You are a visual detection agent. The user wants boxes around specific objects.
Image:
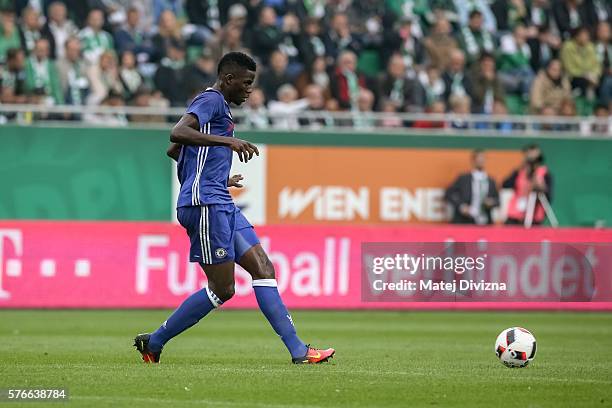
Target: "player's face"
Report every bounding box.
[229,70,255,105]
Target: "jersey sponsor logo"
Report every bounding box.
[215,248,228,259]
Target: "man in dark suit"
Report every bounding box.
[445,149,500,225]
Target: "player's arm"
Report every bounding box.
[166,143,182,161]
[170,113,259,162]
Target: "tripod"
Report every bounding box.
[524,191,558,228]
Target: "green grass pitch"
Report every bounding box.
[1,310,611,407]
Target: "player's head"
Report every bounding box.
[217,52,256,105]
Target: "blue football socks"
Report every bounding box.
[253,279,308,359]
[148,287,223,352]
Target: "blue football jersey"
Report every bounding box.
[176,88,235,207]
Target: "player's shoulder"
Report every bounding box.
[192,88,224,104]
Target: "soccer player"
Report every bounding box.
[134,52,335,364]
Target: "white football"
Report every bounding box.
[495,327,537,368]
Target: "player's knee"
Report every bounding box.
[261,257,276,280]
[216,284,235,302]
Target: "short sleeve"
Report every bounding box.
[186,92,221,129]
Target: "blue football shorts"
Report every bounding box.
[177,204,260,264]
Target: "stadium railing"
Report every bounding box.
[0,104,610,138]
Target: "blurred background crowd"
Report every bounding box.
[0,0,610,127]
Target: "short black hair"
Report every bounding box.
[522,143,540,152]
[217,52,256,76]
[469,9,483,19]
[472,148,485,157]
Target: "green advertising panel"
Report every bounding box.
[0,125,171,220]
[0,125,610,226]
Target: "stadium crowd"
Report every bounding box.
[0,0,610,128]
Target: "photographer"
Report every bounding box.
[445,149,500,225]
[503,144,553,225]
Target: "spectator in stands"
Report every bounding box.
[526,0,553,30]
[491,100,514,132]
[377,53,425,112]
[25,37,63,104]
[299,83,334,129]
[527,24,562,72]
[0,9,21,65]
[184,0,223,42]
[269,83,310,130]
[442,49,470,104]
[153,0,184,26]
[119,50,142,100]
[553,0,589,40]
[418,65,446,106]
[129,87,170,123]
[558,97,580,131]
[41,2,78,60]
[242,87,270,129]
[591,103,610,134]
[330,50,366,110]
[278,12,303,77]
[595,21,612,106]
[503,143,552,226]
[427,1,460,26]
[352,87,376,130]
[226,3,248,29]
[530,59,572,113]
[456,0,497,33]
[383,16,425,75]
[538,105,560,131]
[183,49,216,99]
[84,90,128,126]
[87,50,124,105]
[324,12,361,61]
[208,22,247,63]
[379,99,404,128]
[153,39,186,106]
[299,17,327,68]
[57,37,89,106]
[584,0,611,27]
[467,52,505,113]
[79,9,115,65]
[445,149,499,225]
[423,16,458,71]
[250,6,284,65]
[459,9,496,65]
[561,26,602,100]
[0,47,27,103]
[295,55,331,101]
[151,9,183,62]
[19,6,42,55]
[383,0,425,38]
[413,100,447,128]
[492,0,528,32]
[258,49,292,104]
[498,24,535,99]
[449,94,471,129]
[114,7,154,61]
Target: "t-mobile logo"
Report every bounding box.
[0,229,23,300]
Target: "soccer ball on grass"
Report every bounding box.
[494,327,536,368]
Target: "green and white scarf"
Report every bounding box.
[462,26,494,57]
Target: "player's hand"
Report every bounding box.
[229,138,259,162]
[460,204,471,216]
[228,174,244,188]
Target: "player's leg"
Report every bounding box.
[234,210,334,363]
[135,205,236,361]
